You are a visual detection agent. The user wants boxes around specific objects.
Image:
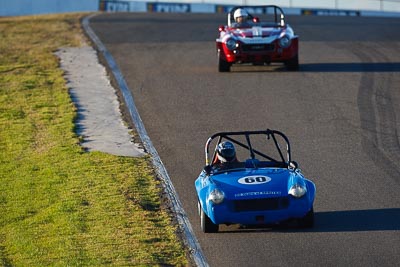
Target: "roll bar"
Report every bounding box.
[204,129,291,166]
[228,5,286,27]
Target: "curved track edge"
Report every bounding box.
[82,13,208,267]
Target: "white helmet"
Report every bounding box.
[234,8,248,20]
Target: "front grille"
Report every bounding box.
[233,197,289,212]
[242,44,275,52]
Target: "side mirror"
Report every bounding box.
[218,25,225,32]
[203,165,212,175]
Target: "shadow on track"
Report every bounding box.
[228,62,400,73]
[217,208,400,233]
[300,62,400,72]
[314,208,400,232]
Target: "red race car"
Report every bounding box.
[216,5,299,72]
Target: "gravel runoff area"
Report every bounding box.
[55,45,145,157]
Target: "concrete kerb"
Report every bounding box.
[81,13,209,267]
[56,45,145,157]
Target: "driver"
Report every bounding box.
[233,8,250,27]
[213,141,238,169]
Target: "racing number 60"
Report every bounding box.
[238,175,271,185]
[245,176,267,183]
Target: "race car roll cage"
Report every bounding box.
[228,5,286,28]
[204,130,294,172]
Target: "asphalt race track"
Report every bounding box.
[90,13,400,266]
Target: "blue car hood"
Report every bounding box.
[211,168,293,199]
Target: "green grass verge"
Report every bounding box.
[0,14,188,266]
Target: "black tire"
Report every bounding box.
[200,205,219,233]
[285,55,299,71]
[298,207,314,228]
[218,51,231,72]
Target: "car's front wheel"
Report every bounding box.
[218,51,231,72]
[298,207,314,228]
[200,203,219,233]
[285,54,299,71]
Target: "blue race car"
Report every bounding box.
[195,130,316,233]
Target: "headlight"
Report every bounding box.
[225,39,238,50]
[279,35,291,48]
[209,189,225,204]
[288,183,307,198]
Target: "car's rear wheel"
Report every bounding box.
[298,207,314,228]
[218,51,231,72]
[200,203,219,233]
[285,54,299,71]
